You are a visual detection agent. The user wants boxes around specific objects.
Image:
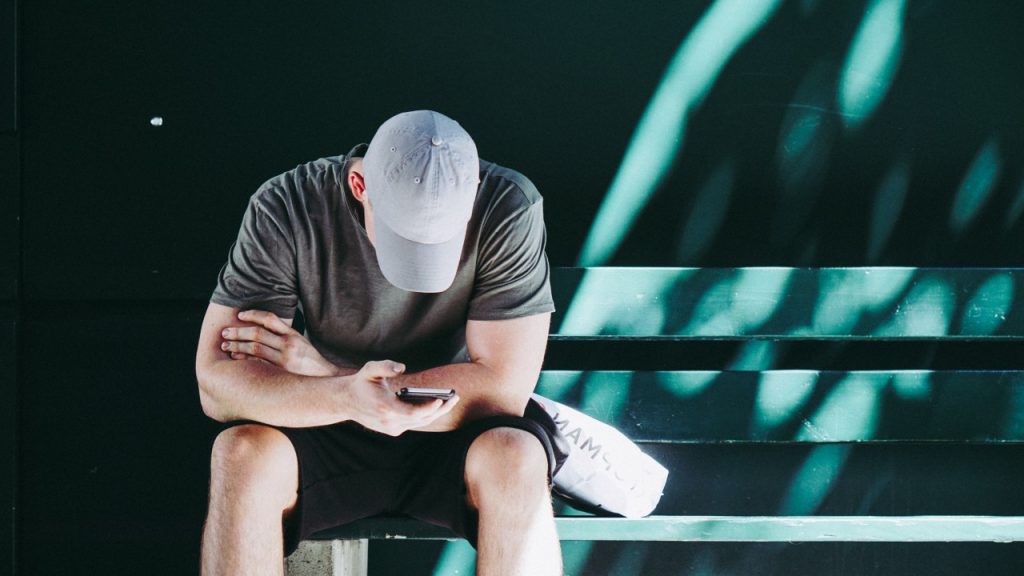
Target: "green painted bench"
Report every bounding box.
[286,268,1024,575]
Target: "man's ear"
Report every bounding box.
[349,169,367,203]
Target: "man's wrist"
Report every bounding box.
[328,373,355,422]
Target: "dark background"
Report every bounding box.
[3,0,1024,574]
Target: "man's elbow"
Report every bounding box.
[196,365,232,423]
[198,386,231,422]
[480,367,538,417]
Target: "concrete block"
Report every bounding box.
[286,539,368,576]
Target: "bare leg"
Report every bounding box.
[201,425,300,576]
[466,428,563,576]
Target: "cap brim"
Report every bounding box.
[374,217,466,293]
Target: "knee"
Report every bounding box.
[465,428,549,505]
[209,425,297,503]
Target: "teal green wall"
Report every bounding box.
[5,1,1024,574]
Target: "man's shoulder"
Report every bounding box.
[256,155,346,197]
[248,155,348,216]
[478,159,543,214]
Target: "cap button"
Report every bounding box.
[431,136,443,146]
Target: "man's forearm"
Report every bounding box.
[394,362,535,431]
[198,359,357,428]
[394,314,550,431]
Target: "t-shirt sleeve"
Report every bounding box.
[468,198,555,321]
[210,188,299,319]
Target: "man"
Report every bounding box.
[195,110,564,575]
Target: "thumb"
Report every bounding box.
[364,360,406,378]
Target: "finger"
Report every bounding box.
[432,394,460,419]
[222,340,284,365]
[434,394,460,418]
[391,397,442,419]
[230,352,270,365]
[238,310,294,335]
[407,397,461,429]
[225,326,286,351]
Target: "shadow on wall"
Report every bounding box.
[577,0,1020,269]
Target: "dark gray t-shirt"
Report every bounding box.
[211,145,554,371]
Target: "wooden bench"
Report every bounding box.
[286,267,1024,575]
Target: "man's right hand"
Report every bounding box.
[220,310,340,377]
[343,360,460,436]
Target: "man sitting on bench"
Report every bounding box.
[195,110,564,575]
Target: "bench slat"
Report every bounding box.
[536,370,1024,443]
[558,516,1024,542]
[550,268,1024,339]
[312,516,1024,543]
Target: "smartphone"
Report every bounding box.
[396,387,456,403]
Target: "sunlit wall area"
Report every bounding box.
[577,0,1024,267]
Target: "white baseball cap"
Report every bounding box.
[363,110,480,293]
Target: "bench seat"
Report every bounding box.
[310,514,1024,543]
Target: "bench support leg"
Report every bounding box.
[285,539,368,576]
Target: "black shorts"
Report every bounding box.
[273,400,565,556]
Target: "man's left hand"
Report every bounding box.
[220,310,340,377]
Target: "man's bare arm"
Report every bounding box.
[195,302,457,432]
[394,312,551,431]
[213,306,548,430]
